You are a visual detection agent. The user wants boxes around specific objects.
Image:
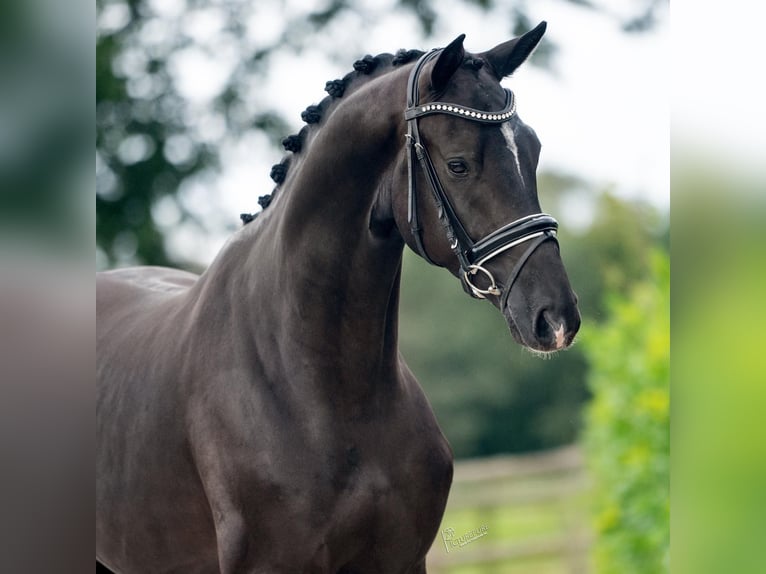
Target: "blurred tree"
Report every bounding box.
[1,0,90,247]
[400,185,666,458]
[96,0,665,267]
[400,248,590,457]
[564,191,665,321]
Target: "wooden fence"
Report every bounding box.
[425,445,592,574]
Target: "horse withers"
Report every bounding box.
[97,23,580,573]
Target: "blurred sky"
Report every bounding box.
[143,0,669,262]
[672,0,766,175]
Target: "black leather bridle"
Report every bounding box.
[405,48,559,304]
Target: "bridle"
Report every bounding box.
[404,48,559,304]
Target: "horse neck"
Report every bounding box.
[277,68,406,237]
[199,68,410,387]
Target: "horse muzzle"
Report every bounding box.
[503,290,581,353]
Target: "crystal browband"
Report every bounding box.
[404,89,516,123]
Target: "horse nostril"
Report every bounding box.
[537,309,570,350]
[534,310,553,341]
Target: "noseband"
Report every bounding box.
[405,49,559,302]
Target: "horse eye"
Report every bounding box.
[448,160,468,175]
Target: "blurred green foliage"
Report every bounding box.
[581,250,669,573]
[672,161,766,574]
[563,193,667,322]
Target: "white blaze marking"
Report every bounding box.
[554,324,566,349]
[500,122,524,183]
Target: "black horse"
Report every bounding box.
[97,23,580,573]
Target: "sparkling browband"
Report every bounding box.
[404,89,516,123]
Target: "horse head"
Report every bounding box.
[390,23,581,353]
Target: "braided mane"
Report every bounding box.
[240,49,426,224]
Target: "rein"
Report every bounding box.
[404,49,559,300]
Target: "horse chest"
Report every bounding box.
[277,436,452,570]
[214,398,453,570]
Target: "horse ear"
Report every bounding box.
[430,34,466,93]
[481,21,547,80]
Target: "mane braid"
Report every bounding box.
[240,48,425,226]
[324,79,345,98]
[282,134,302,153]
[270,162,288,184]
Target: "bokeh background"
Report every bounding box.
[5,0,766,572]
[13,0,766,572]
[95,0,668,572]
